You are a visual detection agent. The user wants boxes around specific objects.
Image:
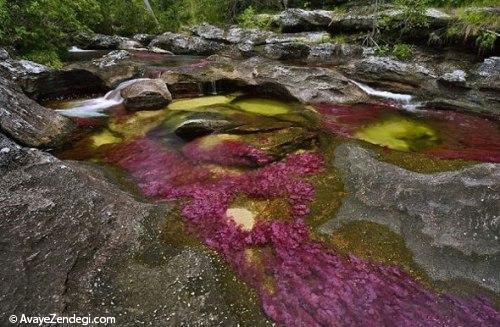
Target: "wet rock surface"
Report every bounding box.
[0,76,74,147]
[320,143,500,293]
[121,78,172,111]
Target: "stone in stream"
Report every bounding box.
[173,111,240,140]
[121,78,172,111]
[320,143,500,293]
[0,76,74,147]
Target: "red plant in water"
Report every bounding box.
[315,103,500,163]
[103,137,500,326]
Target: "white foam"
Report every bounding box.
[351,80,423,111]
[54,79,148,118]
[69,46,96,53]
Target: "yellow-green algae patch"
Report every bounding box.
[355,115,439,152]
[167,95,234,111]
[231,98,294,116]
[108,109,169,139]
[90,129,122,147]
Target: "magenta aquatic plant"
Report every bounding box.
[104,137,500,326]
[182,136,273,167]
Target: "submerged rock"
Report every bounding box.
[121,78,172,111]
[321,143,500,293]
[0,77,74,147]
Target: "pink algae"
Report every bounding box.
[104,137,500,326]
[182,138,273,167]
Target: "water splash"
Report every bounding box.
[53,78,149,118]
[351,80,422,111]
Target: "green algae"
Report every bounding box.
[375,148,475,173]
[355,115,440,152]
[167,95,235,111]
[231,98,294,116]
[326,221,431,286]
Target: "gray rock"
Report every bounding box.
[118,39,144,51]
[0,133,170,318]
[160,56,368,104]
[149,32,225,56]
[0,48,11,60]
[0,77,74,147]
[0,58,107,100]
[476,56,500,91]
[132,33,155,46]
[439,69,468,87]
[308,43,363,62]
[191,24,226,42]
[121,78,172,111]
[76,33,128,50]
[271,8,333,32]
[92,50,131,68]
[320,143,500,293]
[263,42,311,60]
[173,112,239,140]
[343,56,436,93]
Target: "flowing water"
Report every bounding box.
[49,76,500,326]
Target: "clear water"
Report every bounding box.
[52,88,500,325]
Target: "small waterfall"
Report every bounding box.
[351,80,423,111]
[55,79,148,118]
[68,46,95,53]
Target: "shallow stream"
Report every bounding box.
[47,65,500,325]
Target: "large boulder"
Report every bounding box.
[320,143,500,293]
[75,33,128,50]
[0,77,74,147]
[343,56,437,93]
[0,134,270,326]
[0,59,106,100]
[160,56,368,104]
[149,32,226,56]
[121,78,172,111]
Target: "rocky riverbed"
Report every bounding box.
[1,8,500,326]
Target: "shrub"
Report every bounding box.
[392,43,413,60]
[237,6,257,28]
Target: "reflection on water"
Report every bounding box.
[53,91,500,326]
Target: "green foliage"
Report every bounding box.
[375,43,413,61]
[393,0,430,35]
[475,31,497,52]
[237,6,257,28]
[23,49,63,68]
[392,43,413,60]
